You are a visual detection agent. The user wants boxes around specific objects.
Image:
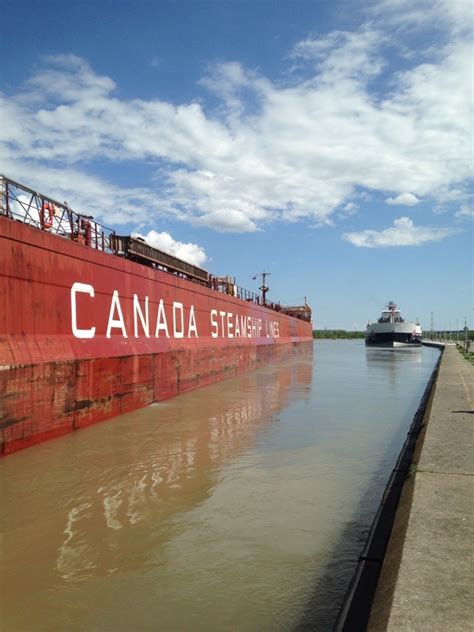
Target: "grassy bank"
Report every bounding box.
[456,343,474,366]
[313,330,365,340]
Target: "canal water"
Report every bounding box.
[0,341,440,631]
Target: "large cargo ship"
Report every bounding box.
[365,301,422,348]
[0,175,313,456]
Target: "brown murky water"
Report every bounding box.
[0,341,440,631]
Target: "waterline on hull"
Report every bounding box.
[366,342,422,349]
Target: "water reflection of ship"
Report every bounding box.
[365,346,422,386]
[54,352,313,581]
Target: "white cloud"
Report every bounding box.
[0,3,472,233]
[28,54,116,103]
[193,208,258,232]
[291,27,386,82]
[369,0,473,36]
[2,158,161,226]
[343,216,460,247]
[133,230,207,267]
[385,193,420,206]
[455,204,474,219]
[343,202,358,214]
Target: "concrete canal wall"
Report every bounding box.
[335,344,474,631]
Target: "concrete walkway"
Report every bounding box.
[367,346,474,632]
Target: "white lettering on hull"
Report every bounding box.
[155,299,169,338]
[134,295,149,338]
[173,302,184,339]
[188,305,198,338]
[106,290,128,338]
[71,282,96,339]
[70,283,280,340]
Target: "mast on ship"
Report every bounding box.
[254,271,271,306]
[388,300,397,323]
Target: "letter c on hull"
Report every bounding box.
[71,282,96,339]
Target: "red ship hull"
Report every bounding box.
[0,216,313,455]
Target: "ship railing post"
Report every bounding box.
[67,208,74,238]
[0,177,9,217]
[39,198,45,229]
[0,176,5,215]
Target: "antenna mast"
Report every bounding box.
[256,271,271,305]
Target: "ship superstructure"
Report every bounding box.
[366,301,422,348]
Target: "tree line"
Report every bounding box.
[313,329,474,340]
[312,330,365,339]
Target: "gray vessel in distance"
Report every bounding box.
[365,301,422,348]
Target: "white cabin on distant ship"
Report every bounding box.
[366,301,422,348]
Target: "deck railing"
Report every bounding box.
[0,174,309,318]
[0,175,115,252]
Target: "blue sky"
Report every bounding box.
[1,0,472,330]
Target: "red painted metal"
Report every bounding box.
[0,215,313,456]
